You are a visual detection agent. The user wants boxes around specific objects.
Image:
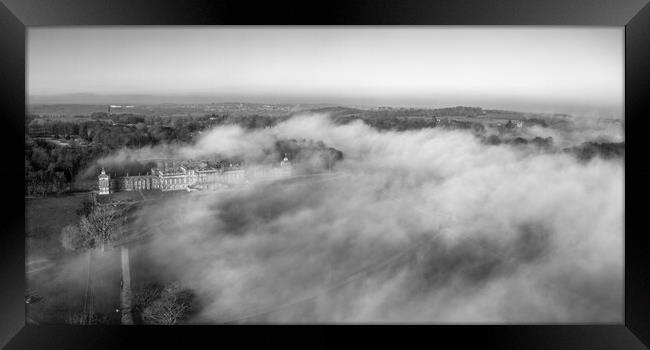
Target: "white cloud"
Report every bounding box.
[120,114,623,323]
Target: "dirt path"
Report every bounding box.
[120,246,134,324]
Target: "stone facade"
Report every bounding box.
[98,157,292,195]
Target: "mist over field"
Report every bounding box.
[115,114,624,323]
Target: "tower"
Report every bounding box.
[98,168,110,195]
[280,154,291,167]
[280,154,292,176]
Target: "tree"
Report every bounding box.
[78,205,124,251]
[140,283,194,325]
[31,147,50,170]
[133,283,163,314]
[486,135,502,145]
[76,197,95,217]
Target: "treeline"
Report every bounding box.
[317,105,485,120]
[332,114,556,136]
[28,113,286,143]
[333,115,440,131]
[480,135,554,149]
[565,142,625,161]
[333,115,489,133]
[433,106,484,117]
[28,118,202,146]
[90,112,145,124]
[479,135,625,161]
[26,114,231,196]
[25,111,339,196]
[25,137,111,196]
[366,106,484,118]
[438,118,487,132]
[274,138,344,172]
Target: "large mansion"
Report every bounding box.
[98,156,292,195]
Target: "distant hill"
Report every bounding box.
[304,106,366,117]
[29,102,582,125]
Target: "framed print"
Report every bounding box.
[1,0,649,349]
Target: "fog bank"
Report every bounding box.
[123,114,623,323]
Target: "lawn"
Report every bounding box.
[25,190,192,324]
[26,193,125,324]
[26,193,89,259]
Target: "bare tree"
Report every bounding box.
[133,283,163,314]
[141,283,194,325]
[78,205,125,251]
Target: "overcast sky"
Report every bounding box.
[27,27,623,116]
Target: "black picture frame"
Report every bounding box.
[1,0,649,349]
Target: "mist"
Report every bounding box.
[103,114,623,323]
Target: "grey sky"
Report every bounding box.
[27,27,623,116]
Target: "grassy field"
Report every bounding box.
[26,194,87,323]
[27,249,122,325]
[26,193,126,324]
[26,193,89,259]
[26,189,204,324]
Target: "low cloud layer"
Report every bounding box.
[123,114,623,323]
